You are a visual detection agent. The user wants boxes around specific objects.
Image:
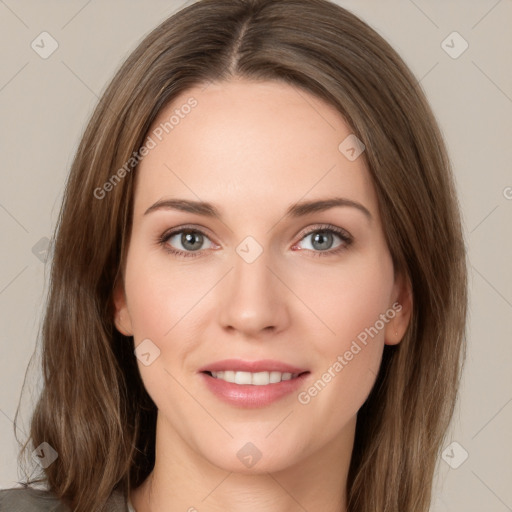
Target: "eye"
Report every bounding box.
[293,224,353,257]
[158,223,353,259]
[159,227,216,258]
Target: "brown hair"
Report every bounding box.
[16,0,467,510]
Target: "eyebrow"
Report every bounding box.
[143,197,372,222]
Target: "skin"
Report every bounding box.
[113,78,412,512]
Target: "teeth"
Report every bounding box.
[251,371,269,385]
[210,370,299,385]
[269,371,282,383]
[235,371,252,385]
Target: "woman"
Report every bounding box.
[2,0,467,510]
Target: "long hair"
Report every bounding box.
[16,1,467,510]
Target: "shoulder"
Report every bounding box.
[0,487,69,511]
[0,487,129,511]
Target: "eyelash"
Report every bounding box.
[157,223,353,259]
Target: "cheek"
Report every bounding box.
[123,252,201,415]
[123,249,207,339]
[293,252,394,413]
[292,251,395,345]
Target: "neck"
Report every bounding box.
[131,413,355,512]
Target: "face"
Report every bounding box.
[114,78,411,474]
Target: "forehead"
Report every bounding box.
[133,79,378,220]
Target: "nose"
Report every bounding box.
[218,248,290,338]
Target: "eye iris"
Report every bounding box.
[312,231,333,251]
[182,231,203,251]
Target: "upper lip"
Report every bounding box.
[199,359,308,374]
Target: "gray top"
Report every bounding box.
[0,487,136,511]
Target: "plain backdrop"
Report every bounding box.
[1,1,511,511]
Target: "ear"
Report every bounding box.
[384,271,413,346]
[112,278,134,336]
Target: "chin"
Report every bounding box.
[195,433,309,475]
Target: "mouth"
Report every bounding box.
[198,359,310,408]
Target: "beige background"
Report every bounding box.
[1,1,511,510]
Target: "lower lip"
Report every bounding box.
[200,372,310,408]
